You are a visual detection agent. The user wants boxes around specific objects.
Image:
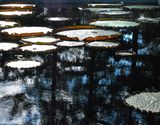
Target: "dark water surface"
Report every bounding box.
[0,3,160,125]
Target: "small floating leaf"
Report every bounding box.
[0,20,18,28]
[115,50,135,56]
[138,16,160,23]
[56,41,85,47]
[87,41,119,49]
[124,5,160,10]
[83,8,123,13]
[45,17,71,21]
[0,42,18,51]
[20,44,57,52]
[5,60,42,69]
[21,36,59,44]
[90,20,139,28]
[88,3,122,7]
[99,11,131,16]
[125,92,160,113]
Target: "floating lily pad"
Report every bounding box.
[56,29,120,41]
[137,16,160,23]
[115,50,136,56]
[0,3,35,9]
[99,11,131,16]
[20,44,57,52]
[45,17,71,22]
[21,36,60,44]
[0,42,19,51]
[56,41,85,47]
[83,7,123,13]
[1,27,53,37]
[0,11,33,16]
[87,41,119,49]
[5,60,42,69]
[88,3,122,7]
[124,5,160,10]
[125,92,160,113]
[90,20,139,28]
[0,20,18,28]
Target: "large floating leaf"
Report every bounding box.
[56,29,120,41]
[1,27,53,37]
[0,11,33,16]
[90,20,139,28]
[125,92,160,113]
[20,44,57,52]
[0,3,35,9]
[5,60,42,69]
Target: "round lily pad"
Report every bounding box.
[124,5,160,10]
[137,17,160,24]
[21,36,60,44]
[90,20,139,28]
[1,27,53,37]
[45,17,71,22]
[0,42,19,51]
[0,20,18,28]
[99,11,131,16]
[115,50,136,56]
[56,41,85,47]
[87,3,122,7]
[87,41,119,49]
[0,3,35,9]
[56,29,121,41]
[0,11,33,16]
[5,60,42,69]
[83,7,123,13]
[20,44,57,52]
[125,92,160,113]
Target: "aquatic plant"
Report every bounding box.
[125,92,160,113]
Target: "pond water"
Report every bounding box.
[0,3,160,125]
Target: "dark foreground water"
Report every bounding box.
[0,4,160,125]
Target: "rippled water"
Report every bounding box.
[0,4,160,125]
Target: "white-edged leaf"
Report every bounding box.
[125,92,160,113]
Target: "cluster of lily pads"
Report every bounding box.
[0,2,160,116]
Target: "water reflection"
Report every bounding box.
[0,3,160,125]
